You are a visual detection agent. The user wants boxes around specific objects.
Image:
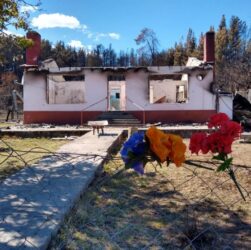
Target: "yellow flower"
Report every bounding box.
[146,127,186,167]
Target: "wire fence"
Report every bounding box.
[0,137,250,249]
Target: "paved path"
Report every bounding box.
[0,129,123,250]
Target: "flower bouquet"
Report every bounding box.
[120,113,246,201]
[120,126,186,175]
[189,113,245,200]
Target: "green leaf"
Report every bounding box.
[213,153,226,162]
[124,154,147,169]
[217,157,233,172]
[16,37,34,49]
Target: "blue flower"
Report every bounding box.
[120,131,147,174]
[120,131,146,160]
[132,161,144,175]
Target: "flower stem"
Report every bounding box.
[228,167,246,201]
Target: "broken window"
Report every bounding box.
[108,75,125,81]
[149,74,188,104]
[47,74,85,104]
[176,85,186,103]
[63,75,85,81]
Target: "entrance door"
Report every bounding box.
[109,87,121,111]
[108,77,126,111]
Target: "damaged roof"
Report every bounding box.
[21,57,213,75]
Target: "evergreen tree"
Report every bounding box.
[215,15,228,62]
[0,34,24,66]
[166,48,175,65]
[40,39,53,61]
[129,48,137,66]
[52,41,67,67]
[77,49,86,66]
[228,16,246,60]
[185,28,196,57]
[195,32,204,60]
[173,42,186,65]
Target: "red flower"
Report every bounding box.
[208,113,229,128]
[190,113,242,156]
[206,132,234,154]
[189,132,207,154]
[220,120,242,139]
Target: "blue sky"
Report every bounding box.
[8,0,251,52]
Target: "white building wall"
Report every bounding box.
[24,70,108,111]
[125,70,215,111]
[48,80,85,104]
[219,95,233,119]
[24,69,216,112]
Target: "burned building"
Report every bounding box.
[21,31,233,125]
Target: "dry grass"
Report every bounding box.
[0,136,68,180]
[49,140,251,250]
[0,122,15,128]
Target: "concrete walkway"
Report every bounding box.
[0,129,123,250]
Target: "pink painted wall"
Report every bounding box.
[23,68,215,113]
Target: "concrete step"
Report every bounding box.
[110,120,141,124]
[96,112,142,125]
[97,114,136,118]
[98,116,137,120]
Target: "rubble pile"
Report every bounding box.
[233,94,251,128]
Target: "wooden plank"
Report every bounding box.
[88,120,108,126]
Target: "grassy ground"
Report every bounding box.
[0,110,23,126]
[0,136,68,180]
[49,140,251,250]
[0,113,22,128]
[0,122,16,128]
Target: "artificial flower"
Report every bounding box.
[220,120,242,139]
[146,127,186,166]
[120,127,186,174]
[190,113,242,156]
[169,134,186,166]
[146,126,171,162]
[120,131,146,161]
[208,112,229,128]
[131,161,144,175]
[189,132,208,154]
[120,131,147,174]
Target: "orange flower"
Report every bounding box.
[168,134,186,166]
[146,127,186,166]
[146,126,171,162]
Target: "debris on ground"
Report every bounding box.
[51,136,78,140]
[233,94,251,128]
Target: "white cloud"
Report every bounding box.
[81,24,88,31]
[89,32,120,41]
[108,33,120,40]
[20,5,38,13]
[67,40,93,52]
[87,33,93,39]
[32,13,81,29]
[68,40,84,49]
[94,33,106,41]
[3,29,23,37]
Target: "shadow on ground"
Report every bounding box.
[49,159,251,250]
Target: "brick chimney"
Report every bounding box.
[26,31,41,65]
[203,31,215,63]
